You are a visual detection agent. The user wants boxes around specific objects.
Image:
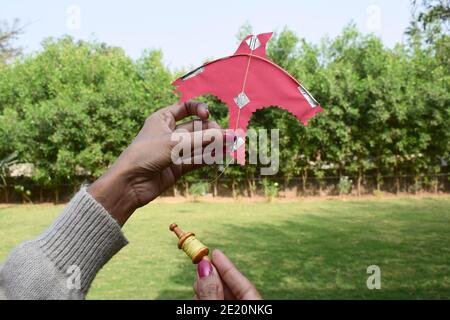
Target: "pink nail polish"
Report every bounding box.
[197,259,212,278]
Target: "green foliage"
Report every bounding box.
[373,189,385,198]
[0,16,449,193]
[0,152,18,187]
[236,21,253,43]
[13,184,32,203]
[0,37,174,187]
[189,181,209,199]
[337,176,353,195]
[261,179,279,201]
[0,19,22,64]
[409,0,449,42]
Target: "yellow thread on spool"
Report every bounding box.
[170,223,209,264]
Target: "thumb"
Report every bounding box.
[194,258,224,300]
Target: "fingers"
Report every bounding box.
[193,252,261,301]
[176,119,221,132]
[222,281,237,300]
[177,147,226,177]
[212,249,262,300]
[172,128,224,151]
[177,156,209,177]
[161,101,209,122]
[170,128,231,174]
[194,258,224,300]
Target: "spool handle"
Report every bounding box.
[170,223,185,239]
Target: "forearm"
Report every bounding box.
[0,188,128,300]
[87,160,139,226]
[0,102,215,300]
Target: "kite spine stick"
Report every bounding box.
[235,52,255,131]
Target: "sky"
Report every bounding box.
[2,0,412,69]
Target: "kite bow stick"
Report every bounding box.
[172,32,324,167]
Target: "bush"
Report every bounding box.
[189,182,209,200]
[14,184,32,203]
[373,189,385,197]
[0,37,175,188]
[261,179,279,202]
[1,24,449,196]
[337,176,353,195]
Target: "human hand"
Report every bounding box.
[194,249,262,300]
[88,101,226,226]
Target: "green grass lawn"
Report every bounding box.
[1,197,449,299]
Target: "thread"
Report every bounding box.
[235,53,254,131]
[211,51,256,184]
[182,236,208,262]
[170,223,209,264]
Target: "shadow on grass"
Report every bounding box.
[156,211,450,300]
[158,200,450,299]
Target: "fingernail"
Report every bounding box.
[197,259,212,278]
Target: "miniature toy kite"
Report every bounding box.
[172,32,324,164]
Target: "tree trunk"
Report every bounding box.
[283,177,288,198]
[395,164,400,194]
[55,189,59,204]
[376,168,381,191]
[39,188,44,203]
[23,192,32,204]
[4,188,9,203]
[301,170,308,196]
[396,177,400,194]
[213,181,218,197]
[434,175,439,194]
[232,179,236,199]
[185,181,189,197]
[414,175,420,194]
[173,185,179,197]
[247,179,254,197]
[357,169,362,196]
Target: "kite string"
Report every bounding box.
[235,53,254,131]
[210,157,234,184]
[211,46,255,184]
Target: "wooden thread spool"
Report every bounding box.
[169,223,209,264]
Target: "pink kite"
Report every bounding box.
[172,32,324,164]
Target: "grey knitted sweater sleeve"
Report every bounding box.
[0,188,128,300]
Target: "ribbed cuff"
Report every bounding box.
[36,188,128,294]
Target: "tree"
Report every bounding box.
[410,0,450,39]
[407,0,450,192]
[0,19,22,64]
[0,20,448,200]
[0,37,174,198]
[408,0,450,66]
[0,152,18,202]
[236,21,253,43]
